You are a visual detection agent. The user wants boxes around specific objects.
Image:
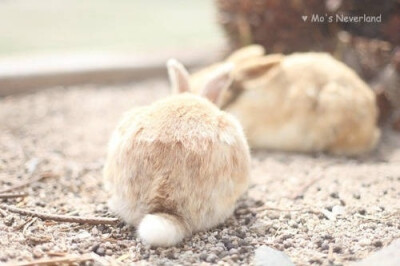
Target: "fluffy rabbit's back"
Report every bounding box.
[228,53,379,155]
[104,63,250,247]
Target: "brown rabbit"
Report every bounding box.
[190,46,380,155]
[103,59,250,247]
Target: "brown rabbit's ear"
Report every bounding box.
[226,45,265,63]
[234,54,283,81]
[201,63,234,105]
[167,59,190,94]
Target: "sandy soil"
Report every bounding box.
[0,81,399,265]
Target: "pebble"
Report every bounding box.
[267,213,280,220]
[4,216,15,226]
[359,239,371,247]
[254,246,294,266]
[358,209,367,215]
[95,247,105,256]
[105,249,113,256]
[333,245,342,253]
[91,227,99,235]
[213,246,225,254]
[206,253,218,263]
[332,205,345,216]
[239,247,247,254]
[32,248,43,259]
[229,248,238,254]
[199,253,208,261]
[288,220,298,228]
[251,221,272,235]
[321,209,336,221]
[321,244,329,251]
[330,192,339,199]
[373,240,383,248]
[208,236,217,244]
[231,254,239,261]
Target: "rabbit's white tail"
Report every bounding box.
[138,213,186,247]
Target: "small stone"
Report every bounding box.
[91,244,100,252]
[206,253,218,263]
[333,246,342,253]
[267,213,280,220]
[280,234,293,241]
[105,249,113,256]
[322,234,333,240]
[4,216,14,226]
[321,209,336,221]
[95,247,105,256]
[229,248,238,254]
[359,239,371,247]
[283,242,293,249]
[32,248,43,259]
[330,192,339,199]
[208,236,217,244]
[353,193,361,199]
[250,221,272,235]
[213,246,225,254]
[254,246,294,266]
[358,209,367,215]
[373,240,383,248]
[224,241,236,250]
[321,244,329,251]
[288,220,298,228]
[332,205,345,216]
[231,254,239,261]
[91,227,99,235]
[309,258,323,264]
[200,253,208,261]
[219,251,229,258]
[239,247,247,254]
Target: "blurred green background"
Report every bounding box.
[0,0,222,56]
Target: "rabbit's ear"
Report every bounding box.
[235,54,283,80]
[201,63,234,105]
[167,59,190,94]
[227,45,265,63]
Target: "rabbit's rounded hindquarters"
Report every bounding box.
[225,53,380,155]
[103,61,250,247]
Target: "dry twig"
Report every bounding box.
[252,205,304,212]
[22,217,38,235]
[0,204,119,225]
[14,217,33,231]
[251,205,320,214]
[12,252,109,266]
[0,171,57,194]
[0,192,28,199]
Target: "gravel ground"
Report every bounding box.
[0,81,399,265]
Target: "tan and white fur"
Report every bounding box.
[103,59,250,247]
[190,45,380,155]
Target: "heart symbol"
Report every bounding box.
[302,16,308,22]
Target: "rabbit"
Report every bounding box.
[190,45,380,155]
[103,59,251,247]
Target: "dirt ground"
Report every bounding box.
[0,81,399,265]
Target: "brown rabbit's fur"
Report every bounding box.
[103,60,250,246]
[190,45,380,155]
